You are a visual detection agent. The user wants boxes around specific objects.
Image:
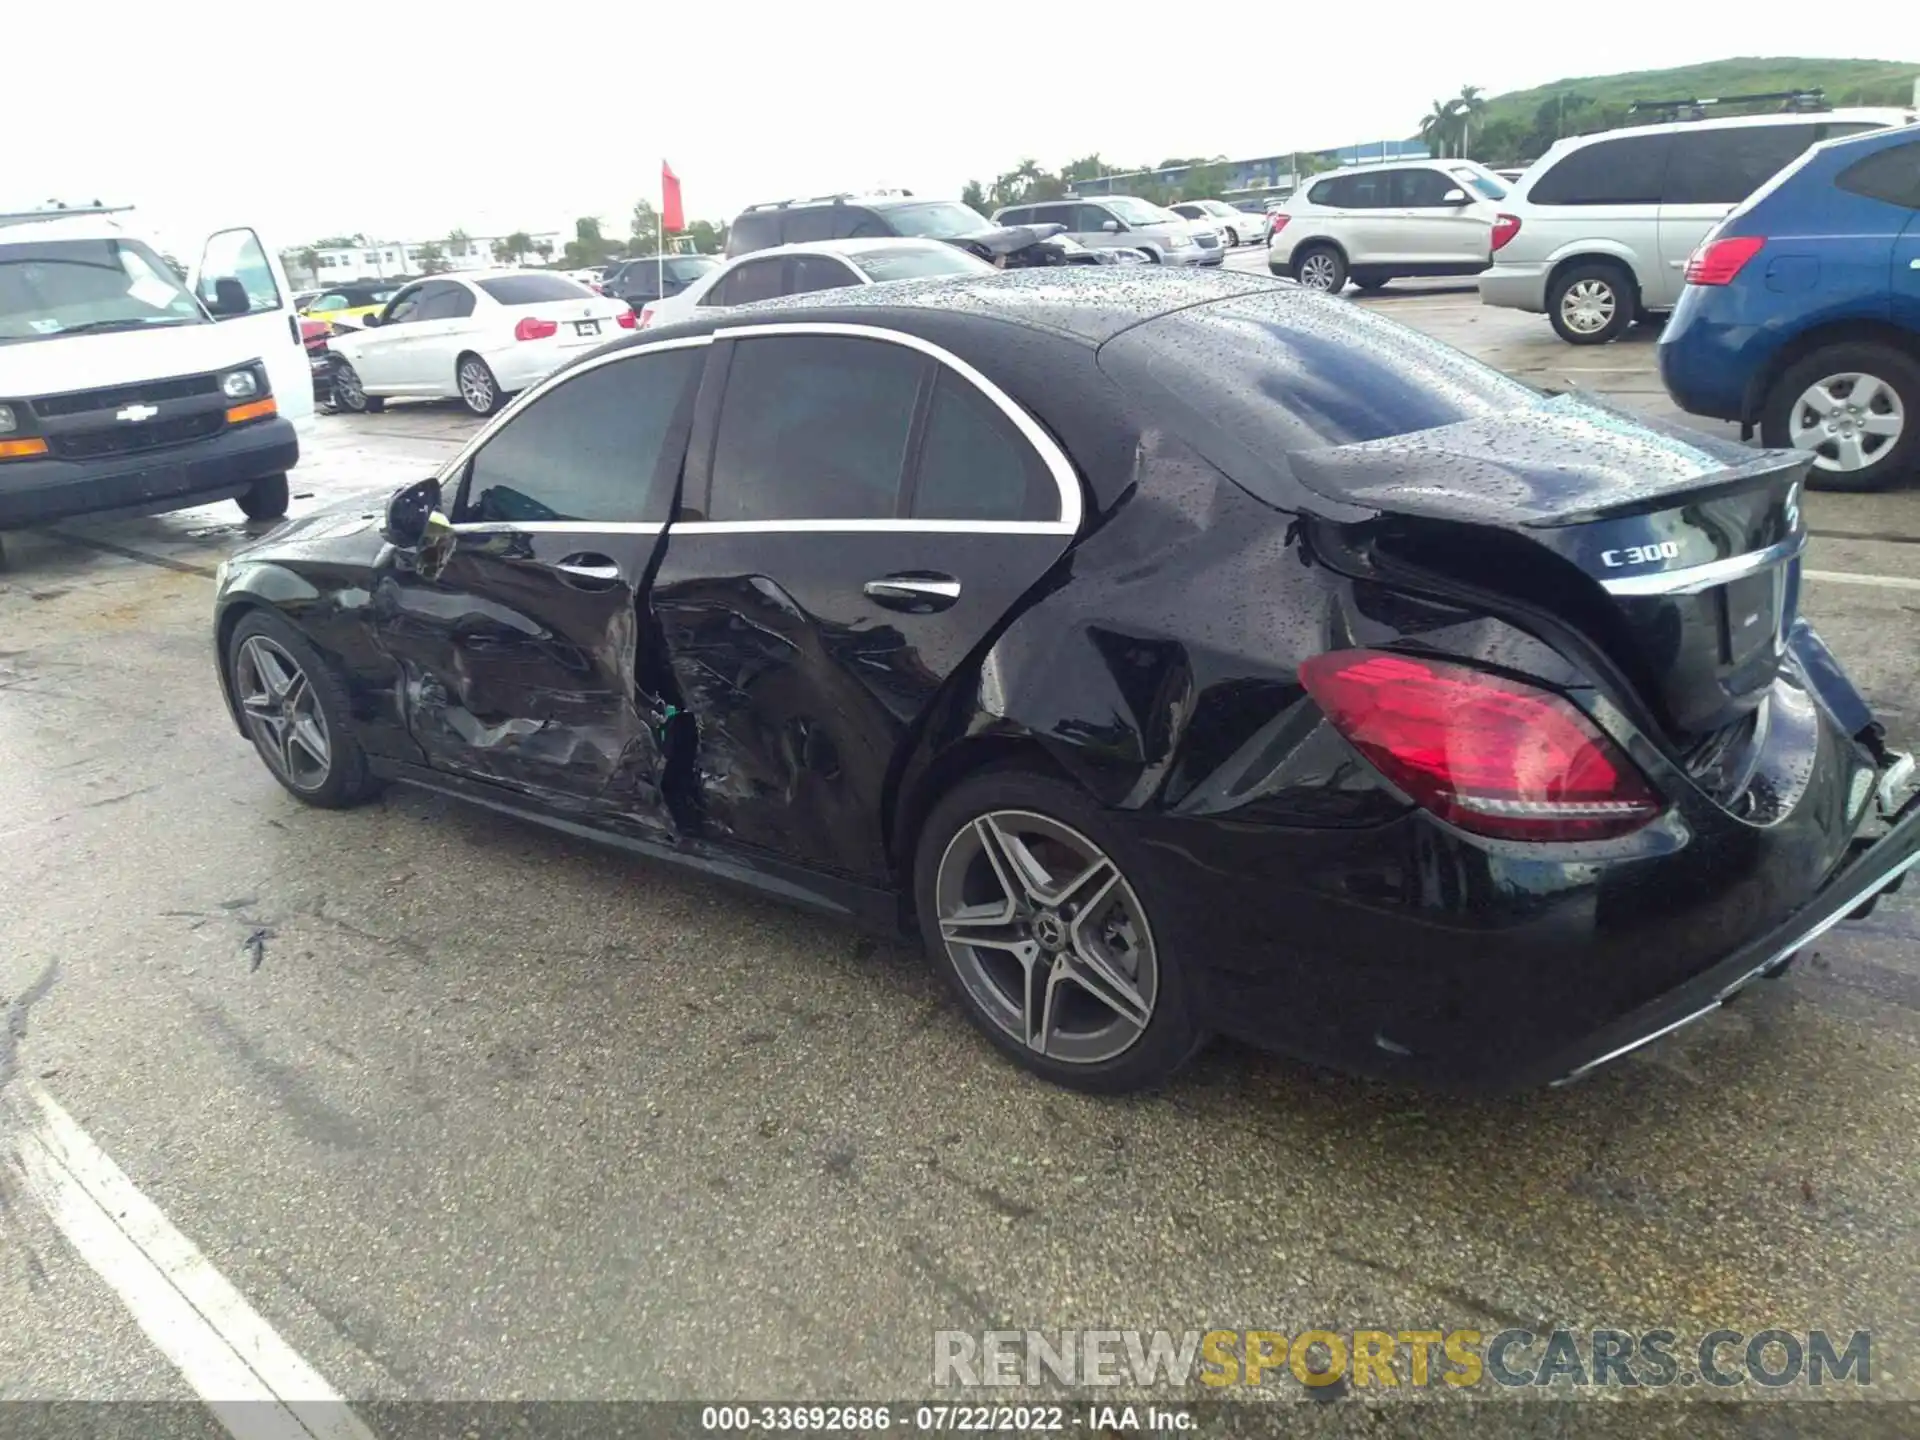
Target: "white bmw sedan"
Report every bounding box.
[638,238,994,330]
[327,270,636,416]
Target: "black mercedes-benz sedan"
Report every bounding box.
[211,267,1920,1092]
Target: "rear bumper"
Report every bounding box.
[1536,793,1920,1086]
[1477,261,1550,313]
[484,340,604,393]
[1658,287,1777,423]
[0,419,298,529]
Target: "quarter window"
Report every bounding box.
[1528,133,1672,205]
[459,348,700,525]
[705,258,784,307]
[910,371,1057,523]
[1663,124,1816,205]
[706,336,926,521]
[788,255,862,295]
[1836,141,1920,210]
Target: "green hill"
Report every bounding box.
[1461,56,1919,165]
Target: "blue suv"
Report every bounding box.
[1660,123,1920,491]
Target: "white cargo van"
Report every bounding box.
[0,207,313,543]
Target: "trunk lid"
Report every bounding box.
[1287,394,1809,740]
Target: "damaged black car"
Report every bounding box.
[211,267,1920,1092]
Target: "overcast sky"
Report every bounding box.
[6,8,1915,253]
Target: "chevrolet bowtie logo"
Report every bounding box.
[116,404,158,423]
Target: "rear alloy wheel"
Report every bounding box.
[915,770,1202,1092]
[227,611,381,809]
[1294,245,1346,293]
[330,359,384,414]
[457,355,504,416]
[1763,344,1920,493]
[1548,262,1635,345]
[236,473,289,522]
[1224,227,1241,247]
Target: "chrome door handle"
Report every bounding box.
[863,576,961,611]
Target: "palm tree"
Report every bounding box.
[1454,85,1488,158]
[1419,99,1460,158]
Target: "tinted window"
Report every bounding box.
[1172,204,1202,219]
[788,254,861,295]
[1529,133,1672,205]
[1664,124,1814,205]
[414,282,475,321]
[884,202,994,238]
[1074,204,1116,231]
[664,256,718,282]
[783,208,838,244]
[910,372,1057,523]
[461,348,699,525]
[1449,166,1507,199]
[706,258,784,307]
[1307,179,1337,206]
[476,274,591,304]
[707,336,926,521]
[845,210,893,239]
[1837,141,1920,209]
[996,207,1032,225]
[848,245,991,282]
[382,285,425,323]
[1031,204,1077,227]
[1395,168,1454,206]
[728,211,782,255]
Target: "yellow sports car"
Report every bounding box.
[299,281,402,324]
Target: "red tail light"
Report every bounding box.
[513,316,558,341]
[1490,213,1521,252]
[1298,650,1662,842]
[1685,235,1765,286]
[615,308,638,329]
[1268,215,1290,236]
[637,303,657,329]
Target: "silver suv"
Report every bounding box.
[1266,158,1511,292]
[991,196,1218,265]
[1479,107,1912,343]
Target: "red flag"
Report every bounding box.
[661,161,684,234]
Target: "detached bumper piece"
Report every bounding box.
[1547,790,1920,1086]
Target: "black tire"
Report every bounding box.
[456,353,505,416]
[913,766,1205,1094]
[1548,260,1636,345]
[1292,244,1347,293]
[236,473,289,521]
[1761,342,1920,493]
[1224,227,1240,248]
[225,608,383,809]
[1354,275,1390,292]
[330,358,384,414]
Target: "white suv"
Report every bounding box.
[1479,107,1913,344]
[1266,159,1511,293]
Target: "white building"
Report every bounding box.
[293,232,567,284]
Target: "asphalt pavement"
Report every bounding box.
[4,260,1919,1436]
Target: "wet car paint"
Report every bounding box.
[212,268,1903,1087]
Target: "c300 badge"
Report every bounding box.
[1600,540,1680,568]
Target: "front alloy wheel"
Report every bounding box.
[934,810,1158,1066]
[458,357,500,416]
[1786,372,1905,477]
[234,635,332,793]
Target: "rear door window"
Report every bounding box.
[1341,171,1394,208]
[727,211,782,255]
[787,255,863,295]
[459,348,700,525]
[783,208,838,244]
[997,207,1032,226]
[1663,123,1816,205]
[1836,141,1920,210]
[908,372,1057,523]
[1529,133,1673,205]
[705,335,927,521]
[704,258,784,307]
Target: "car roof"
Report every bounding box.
[1536,106,1916,160]
[729,237,961,263]
[0,213,135,244]
[619,264,1281,348]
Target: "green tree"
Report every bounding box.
[505,231,532,264]
[961,180,988,212]
[445,227,472,261]
[314,234,365,250]
[630,199,661,255]
[416,242,448,274]
[1061,153,1116,185]
[685,219,725,253]
[1419,99,1461,158]
[1177,159,1232,202]
[533,238,555,264]
[295,246,320,279]
[1454,84,1488,157]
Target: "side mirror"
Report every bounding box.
[1101,218,1121,234]
[210,277,251,317]
[1441,188,1471,206]
[360,312,381,327]
[382,477,444,549]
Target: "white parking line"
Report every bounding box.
[5,1081,375,1440]
[1804,569,1920,592]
